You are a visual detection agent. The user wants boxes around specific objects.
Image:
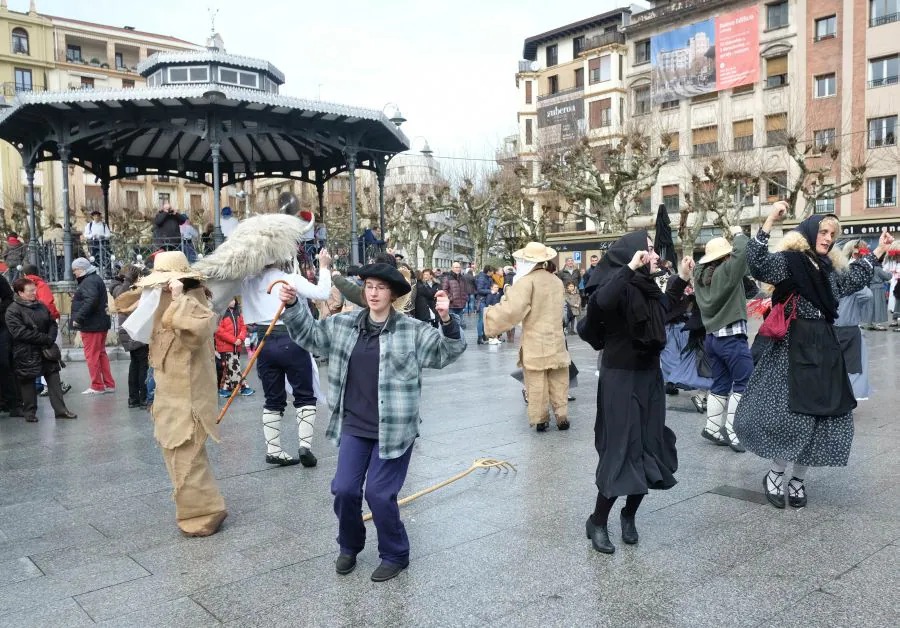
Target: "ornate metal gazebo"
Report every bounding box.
[0,43,409,279]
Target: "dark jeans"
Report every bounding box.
[0,327,22,410]
[19,370,67,419]
[331,433,414,565]
[128,346,149,403]
[256,333,316,411]
[704,333,754,396]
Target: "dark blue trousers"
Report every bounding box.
[256,334,316,411]
[332,433,413,566]
[704,334,754,396]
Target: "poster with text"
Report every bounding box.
[715,6,760,91]
[650,18,717,105]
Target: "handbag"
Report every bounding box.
[758,294,798,340]
[42,343,62,362]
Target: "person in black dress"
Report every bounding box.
[582,231,693,554]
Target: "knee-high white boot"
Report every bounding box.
[724,393,746,453]
[295,405,318,467]
[263,409,298,466]
[702,394,729,445]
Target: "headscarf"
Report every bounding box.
[586,230,666,354]
[513,259,538,284]
[773,214,839,322]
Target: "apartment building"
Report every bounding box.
[0,2,204,235]
[512,0,900,261]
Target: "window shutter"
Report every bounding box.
[733,119,754,137]
[662,184,679,196]
[525,81,532,104]
[669,132,680,150]
[589,58,601,72]
[590,101,601,128]
[766,55,787,77]
[766,114,787,131]
[692,126,717,144]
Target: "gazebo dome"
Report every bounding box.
[136,34,285,93]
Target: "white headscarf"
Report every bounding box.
[513,258,538,284]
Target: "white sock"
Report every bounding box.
[792,464,809,480]
[725,393,742,443]
[705,394,727,433]
[296,405,317,450]
[263,409,291,460]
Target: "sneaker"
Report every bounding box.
[487,338,501,345]
[104,387,116,394]
[218,389,231,398]
[81,388,105,395]
[61,383,72,394]
[240,387,256,396]
[38,388,49,397]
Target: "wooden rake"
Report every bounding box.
[216,279,290,425]
[362,458,516,522]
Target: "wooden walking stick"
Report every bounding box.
[362,458,515,522]
[216,279,291,424]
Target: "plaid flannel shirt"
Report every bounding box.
[281,302,467,459]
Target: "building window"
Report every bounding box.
[634,85,650,115]
[589,56,611,84]
[190,194,203,212]
[525,118,533,145]
[80,77,94,89]
[767,172,788,201]
[218,67,258,88]
[766,55,788,87]
[667,133,680,162]
[169,66,210,84]
[733,120,754,151]
[870,0,899,27]
[11,28,29,55]
[735,182,754,206]
[620,97,624,124]
[66,44,82,63]
[619,54,623,81]
[692,126,718,157]
[13,68,32,92]
[814,73,836,98]
[662,185,680,213]
[115,52,125,70]
[589,98,612,129]
[122,166,139,180]
[815,197,835,214]
[867,176,897,207]
[868,55,899,87]
[525,80,532,104]
[158,192,171,206]
[546,44,558,68]
[814,128,836,148]
[574,68,584,89]
[868,116,897,147]
[733,84,755,95]
[547,75,558,95]
[767,2,789,30]
[815,15,837,40]
[639,191,652,215]
[660,99,679,111]
[634,39,651,64]
[122,79,135,89]
[766,113,788,146]
[573,36,585,57]
[125,190,139,209]
[157,174,170,182]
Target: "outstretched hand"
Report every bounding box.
[874,228,895,258]
[318,248,332,269]
[434,290,450,322]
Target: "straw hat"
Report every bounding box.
[513,241,557,263]
[698,237,733,265]
[135,251,205,287]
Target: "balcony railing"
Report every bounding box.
[584,31,626,52]
[537,84,584,101]
[0,82,45,97]
[870,12,900,27]
[867,196,897,208]
[814,32,836,42]
[868,75,899,88]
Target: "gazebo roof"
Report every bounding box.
[137,50,287,84]
[0,83,409,185]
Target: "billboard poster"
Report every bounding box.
[650,7,760,105]
[537,93,585,147]
[715,6,760,90]
[650,18,717,104]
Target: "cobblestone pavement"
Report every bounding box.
[0,317,898,626]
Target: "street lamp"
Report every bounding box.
[383,102,406,127]
[411,136,433,156]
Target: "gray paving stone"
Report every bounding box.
[96,596,221,627]
[0,557,41,586]
[0,597,95,628]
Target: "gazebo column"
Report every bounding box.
[59,145,73,281]
[377,168,386,238]
[315,178,325,223]
[25,164,38,266]
[347,150,359,265]
[211,141,223,247]
[101,165,111,225]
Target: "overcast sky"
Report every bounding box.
[33,0,641,164]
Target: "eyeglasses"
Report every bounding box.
[364,284,390,293]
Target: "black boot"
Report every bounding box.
[620,512,639,544]
[298,447,318,467]
[665,382,680,395]
[586,516,615,554]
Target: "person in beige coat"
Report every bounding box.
[485,242,570,431]
[125,252,227,537]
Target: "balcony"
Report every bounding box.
[868,75,899,89]
[0,83,45,97]
[537,84,584,101]
[584,31,626,52]
[870,12,900,27]
[518,60,537,73]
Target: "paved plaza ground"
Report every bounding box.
[0,318,898,627]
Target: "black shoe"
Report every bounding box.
[665,383,680,395]
[477,338,485,345]
[7,407,24,418]
[620,512,638,544]
[691,395,706,413]
[787,477,807,508]
[557,419,570,431]
[298,447,318,467]
[335,553,357,575]
[266,454,300,467]
[535,422,549,432]
[128,400,140,408]
[567,394,576,401]
[371,561,407,582]
[585,517,615,554]
[55,411,77,419]
[764,471,785,509]
[701,428,729,446]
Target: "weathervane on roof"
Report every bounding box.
[206,6,225,52]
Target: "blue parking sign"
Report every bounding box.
[573,251,582,264]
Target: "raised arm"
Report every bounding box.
[747,203,791,286]
[333,275,366,308]
[278,283,333,357]
[294,249,333,301]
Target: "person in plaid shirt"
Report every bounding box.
[279,262,466,582]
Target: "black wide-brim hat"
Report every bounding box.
[357,263,411,297]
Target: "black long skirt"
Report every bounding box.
[594,367,678,498]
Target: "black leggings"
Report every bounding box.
[592,493,645,526]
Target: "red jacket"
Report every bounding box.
[214,309,247,353]
[25,274,60,320]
